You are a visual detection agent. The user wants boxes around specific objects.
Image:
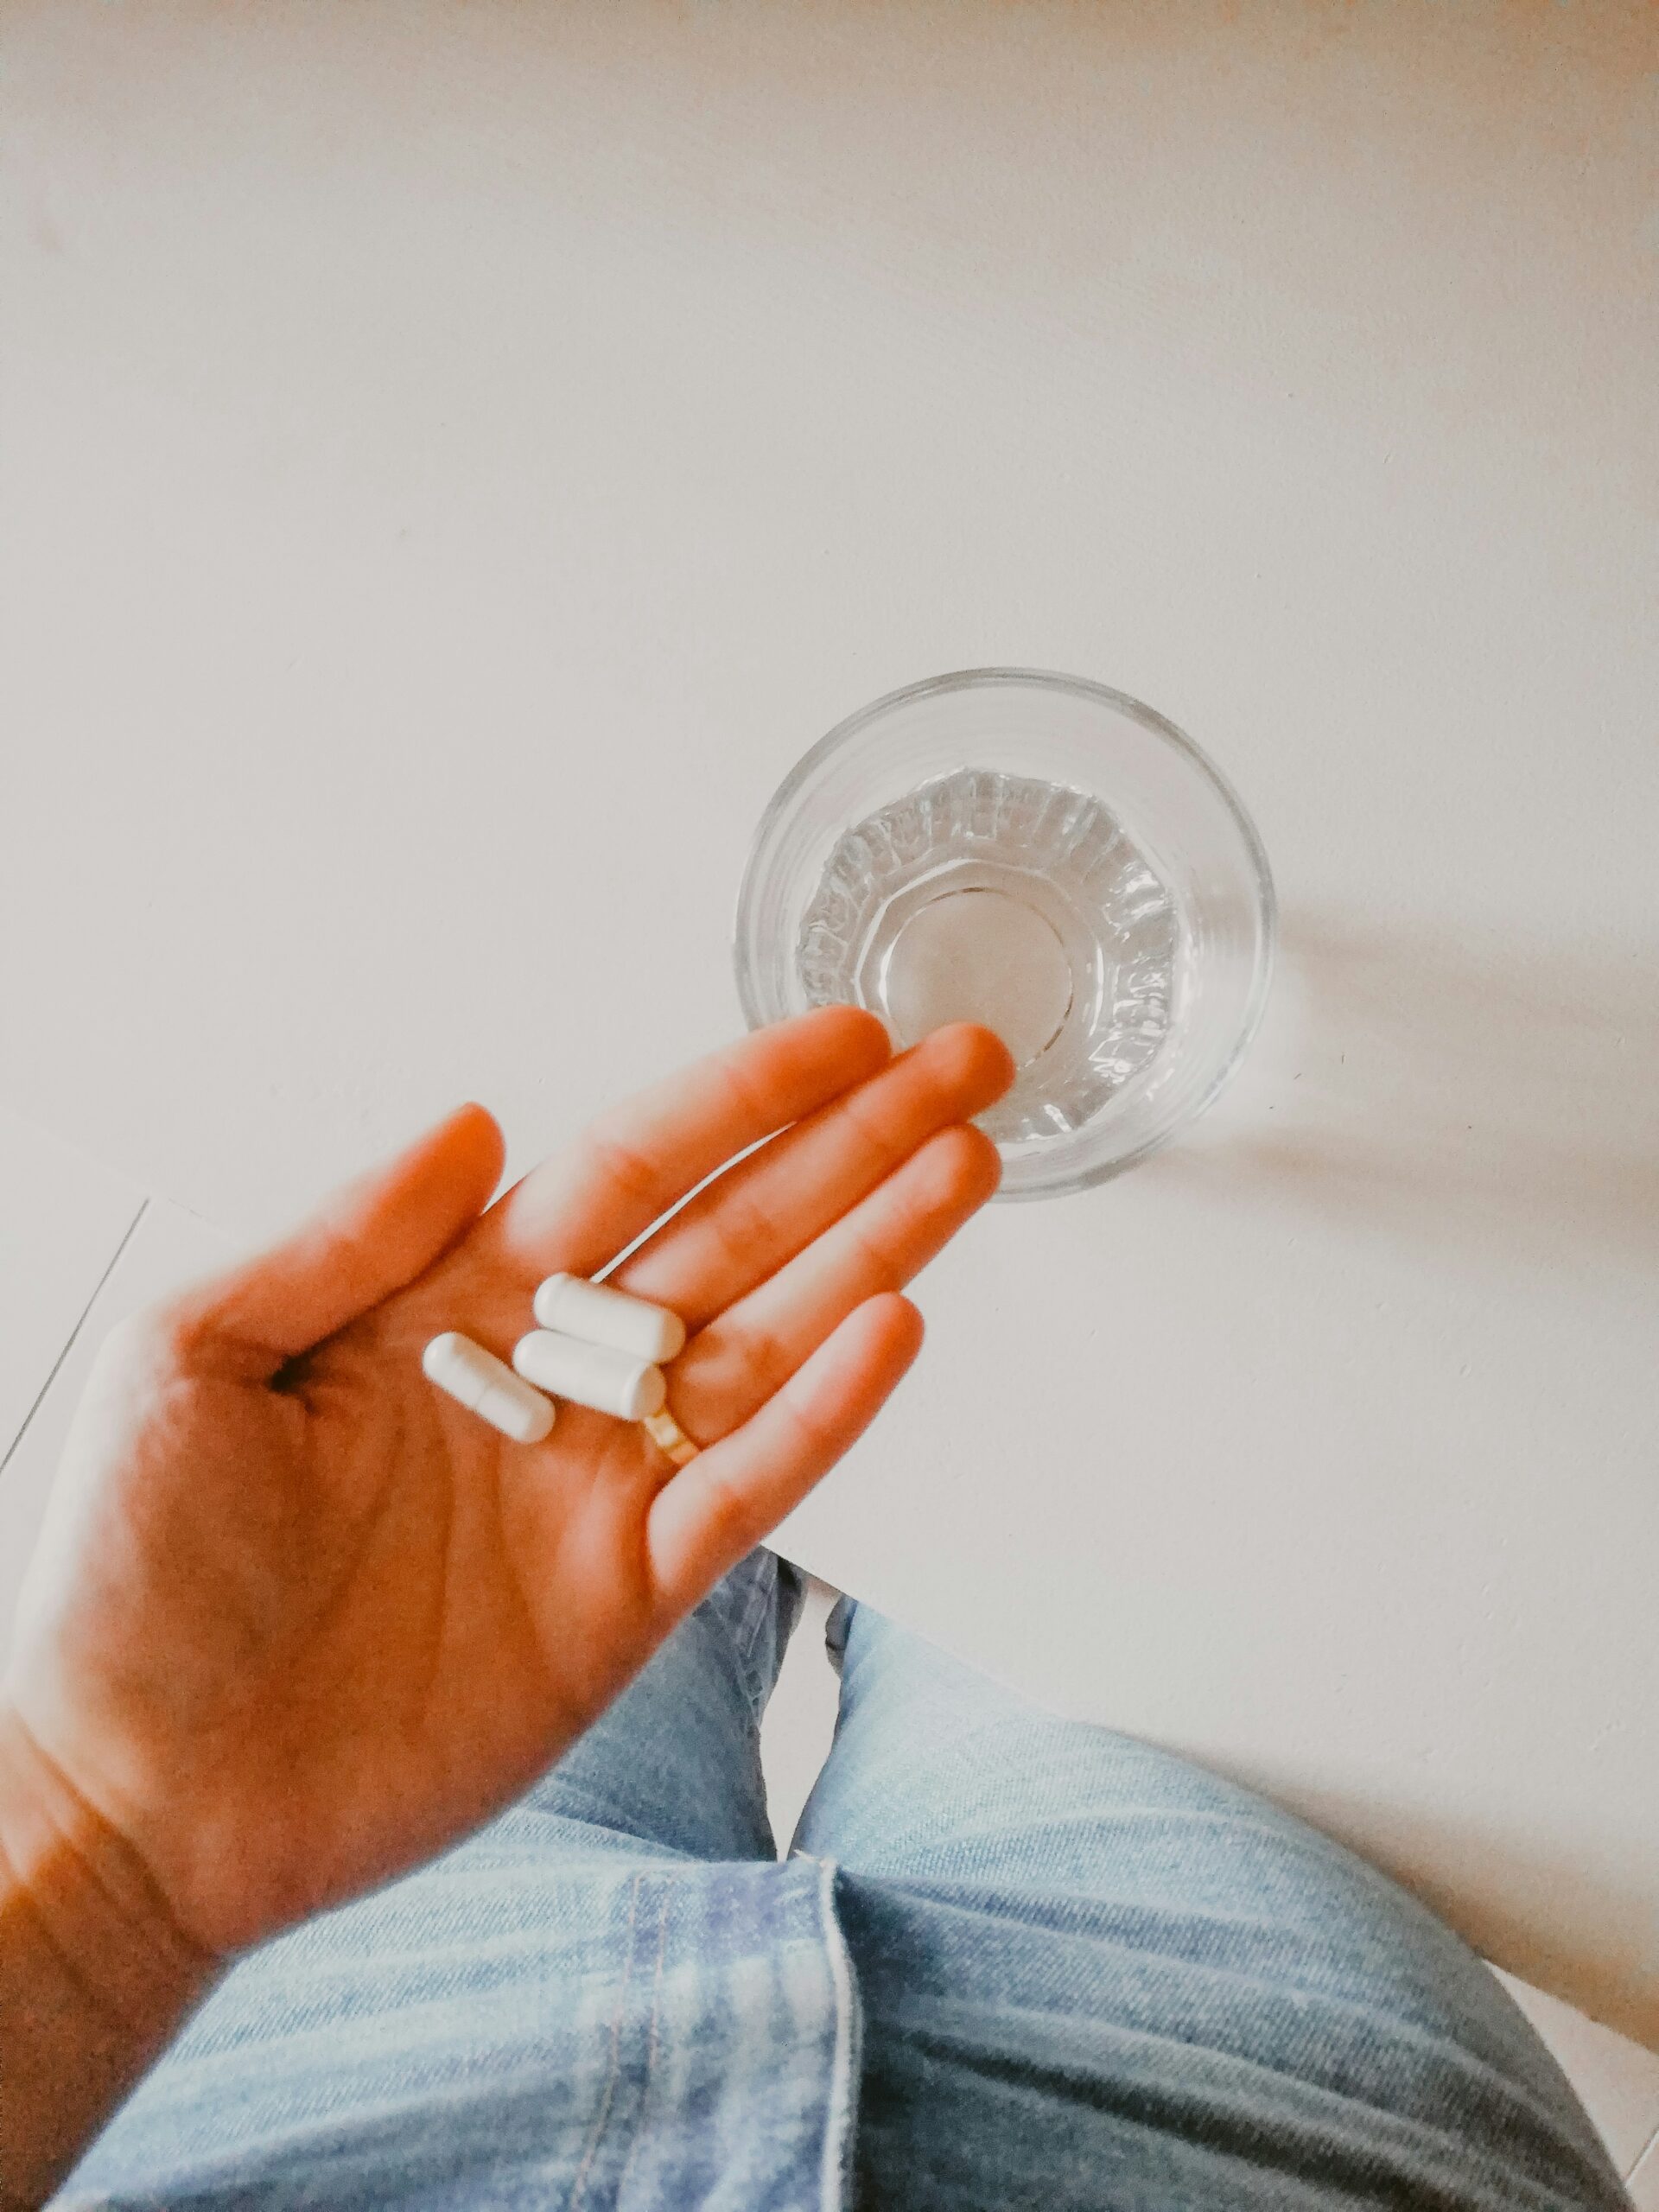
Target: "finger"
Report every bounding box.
[475,1006,890,1282]
[670,1123,1000,1439]
[646,1293,924,1611]
[613,1023,1014,1326]
[168,1103,505,1374]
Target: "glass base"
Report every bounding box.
[797,769,1179,1145]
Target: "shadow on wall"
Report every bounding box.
[1167,908,1659,1275]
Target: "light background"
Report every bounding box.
[2,1,1656,2048]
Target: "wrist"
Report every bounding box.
[0,1701,218,2206]
[0,1699,216,2029]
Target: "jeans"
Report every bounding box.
[63,1550,1628,2209]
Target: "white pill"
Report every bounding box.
[531,1274,686,1363]
[512,1330,667,1422]
[422,1332,556,1445]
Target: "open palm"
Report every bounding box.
[2,1010,1010,1961]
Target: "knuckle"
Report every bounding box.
[918,1125,976,1198]
[774,1384,833,1465]
[681,1318,791,1418]
[842,1215,902,1295]
[578,1128,665,1212]
[834,1084,906,1173]
[719,1052,784,1135]
[737,1319,797,1399]
[692,1465,761,1553]
[704,1179,774,1277]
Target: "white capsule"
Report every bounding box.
[422,1332,556,1445]
[531,1274,687,1363]
[512,1329,667,1422]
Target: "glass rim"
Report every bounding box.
[734,665,1277,1197]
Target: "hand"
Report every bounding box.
[0,1010,1010,1968]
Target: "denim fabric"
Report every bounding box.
[61,1552,1627,2211]
[801,1598,1629,2212]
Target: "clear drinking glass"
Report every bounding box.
[734,668,1275,1198]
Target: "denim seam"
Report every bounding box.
[611,1884,672,2207]
[811,1855,859,2212]
[568,1871,642,2211]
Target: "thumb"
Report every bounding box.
[168,1104,505,1375]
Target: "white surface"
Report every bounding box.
[0,1106,143,1463]
[1,2,1655,2041]
[760,1573,842,1859]
[0,1200,236,1656]
[1495,1969,1659,2186]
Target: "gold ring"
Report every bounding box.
[642,1404,699,1467]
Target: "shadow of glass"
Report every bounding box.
[1166,908,1659,1274]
